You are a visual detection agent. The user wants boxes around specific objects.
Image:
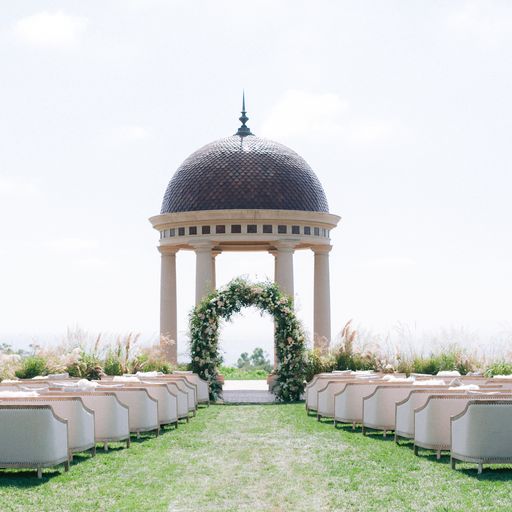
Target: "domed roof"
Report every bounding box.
[161,134,329,214]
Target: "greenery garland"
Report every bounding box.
[189,278,306,402]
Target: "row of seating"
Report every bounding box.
[306,371,512,474]
[0,371,209,478]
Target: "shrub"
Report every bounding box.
[220,366,269,380]
[403,347,477,376]
[15,356,48,379]
[304,349,336,382]
[67,351,103,380]
[485,361,512,377]
[331,321,380,372]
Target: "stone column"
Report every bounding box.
[194,242,215,304]
[159,247,178,364]
[313,246,332,353]
[212,251,221,291]
[274,242,295,297]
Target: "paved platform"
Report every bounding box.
[221,379,277,403]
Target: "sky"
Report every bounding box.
[1,1,511,364]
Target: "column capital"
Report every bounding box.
[212,250,222,258]
[274,240,297,252]
[158,246,179,256]
[312,245,332,255]
[191,240,215,253]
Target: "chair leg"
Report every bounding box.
[333,420,337,427]
[451,457,456,470]
[156,427,160,437]
[126,438,131,448]
[478,463,483,475]
[104,442,109,452]
[37,467,42,479]
[137,431,141,439]
[362,426,366,436]
[383,430,387,438]
[436,450,441,460]
[352,421,356,431]
[64,460,70,472]
[91,445,96,457]
[414,445,419,456]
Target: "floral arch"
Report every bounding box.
[189,278,307,402]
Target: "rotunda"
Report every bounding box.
[150,97,340,363]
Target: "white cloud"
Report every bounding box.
[46,238,99,253]
[0,176,40,200]
[446,1,512,46]
[13,11,88,49]
[260,90,402,146]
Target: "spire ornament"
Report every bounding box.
[235,91,253,137]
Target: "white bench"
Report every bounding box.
[109,388,159,437]
[316,380,350,420]
[173,372,210,405]
[362,385,416,436]
[451,399,512,474]
[163,382,190,421]
[334,381,383,428]
[0,404,70,478]
[0,396,95,457]
[47,391,130,451]
[137,383,178,427]
[414,393,512,459]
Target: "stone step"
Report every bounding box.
[220,389,277,404]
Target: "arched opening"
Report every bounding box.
[189,278,307,402]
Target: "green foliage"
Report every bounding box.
[485,361,512,377]
[304,350,336,382]
[397,348,477,376]
[130,353,173,374]
[66,352,103,380]
[236,347,272,373]
[220,366,269,380]
[14,356,48,379]
[189,278,307,401]
[103,352,124,376]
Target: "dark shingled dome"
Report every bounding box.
[161,135,329,214]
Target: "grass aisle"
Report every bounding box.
[1,404,511,511]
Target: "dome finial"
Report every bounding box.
[236,90,253,137]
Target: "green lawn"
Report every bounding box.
[1,404,511,511]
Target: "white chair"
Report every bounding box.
[306,374,356,413]
[316,380,350,421]
[0,396,95,457]
[0,404,70,478]
[334,381,382,429]
[172,372,210,405]
[138,383,178,427]
[414,393,512,459]
[164,382,190,421]
[451,399,512,474]
[163,377,197,414]
[109,388,159,438]
[47,391,130,451]
[362,385,416,437]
